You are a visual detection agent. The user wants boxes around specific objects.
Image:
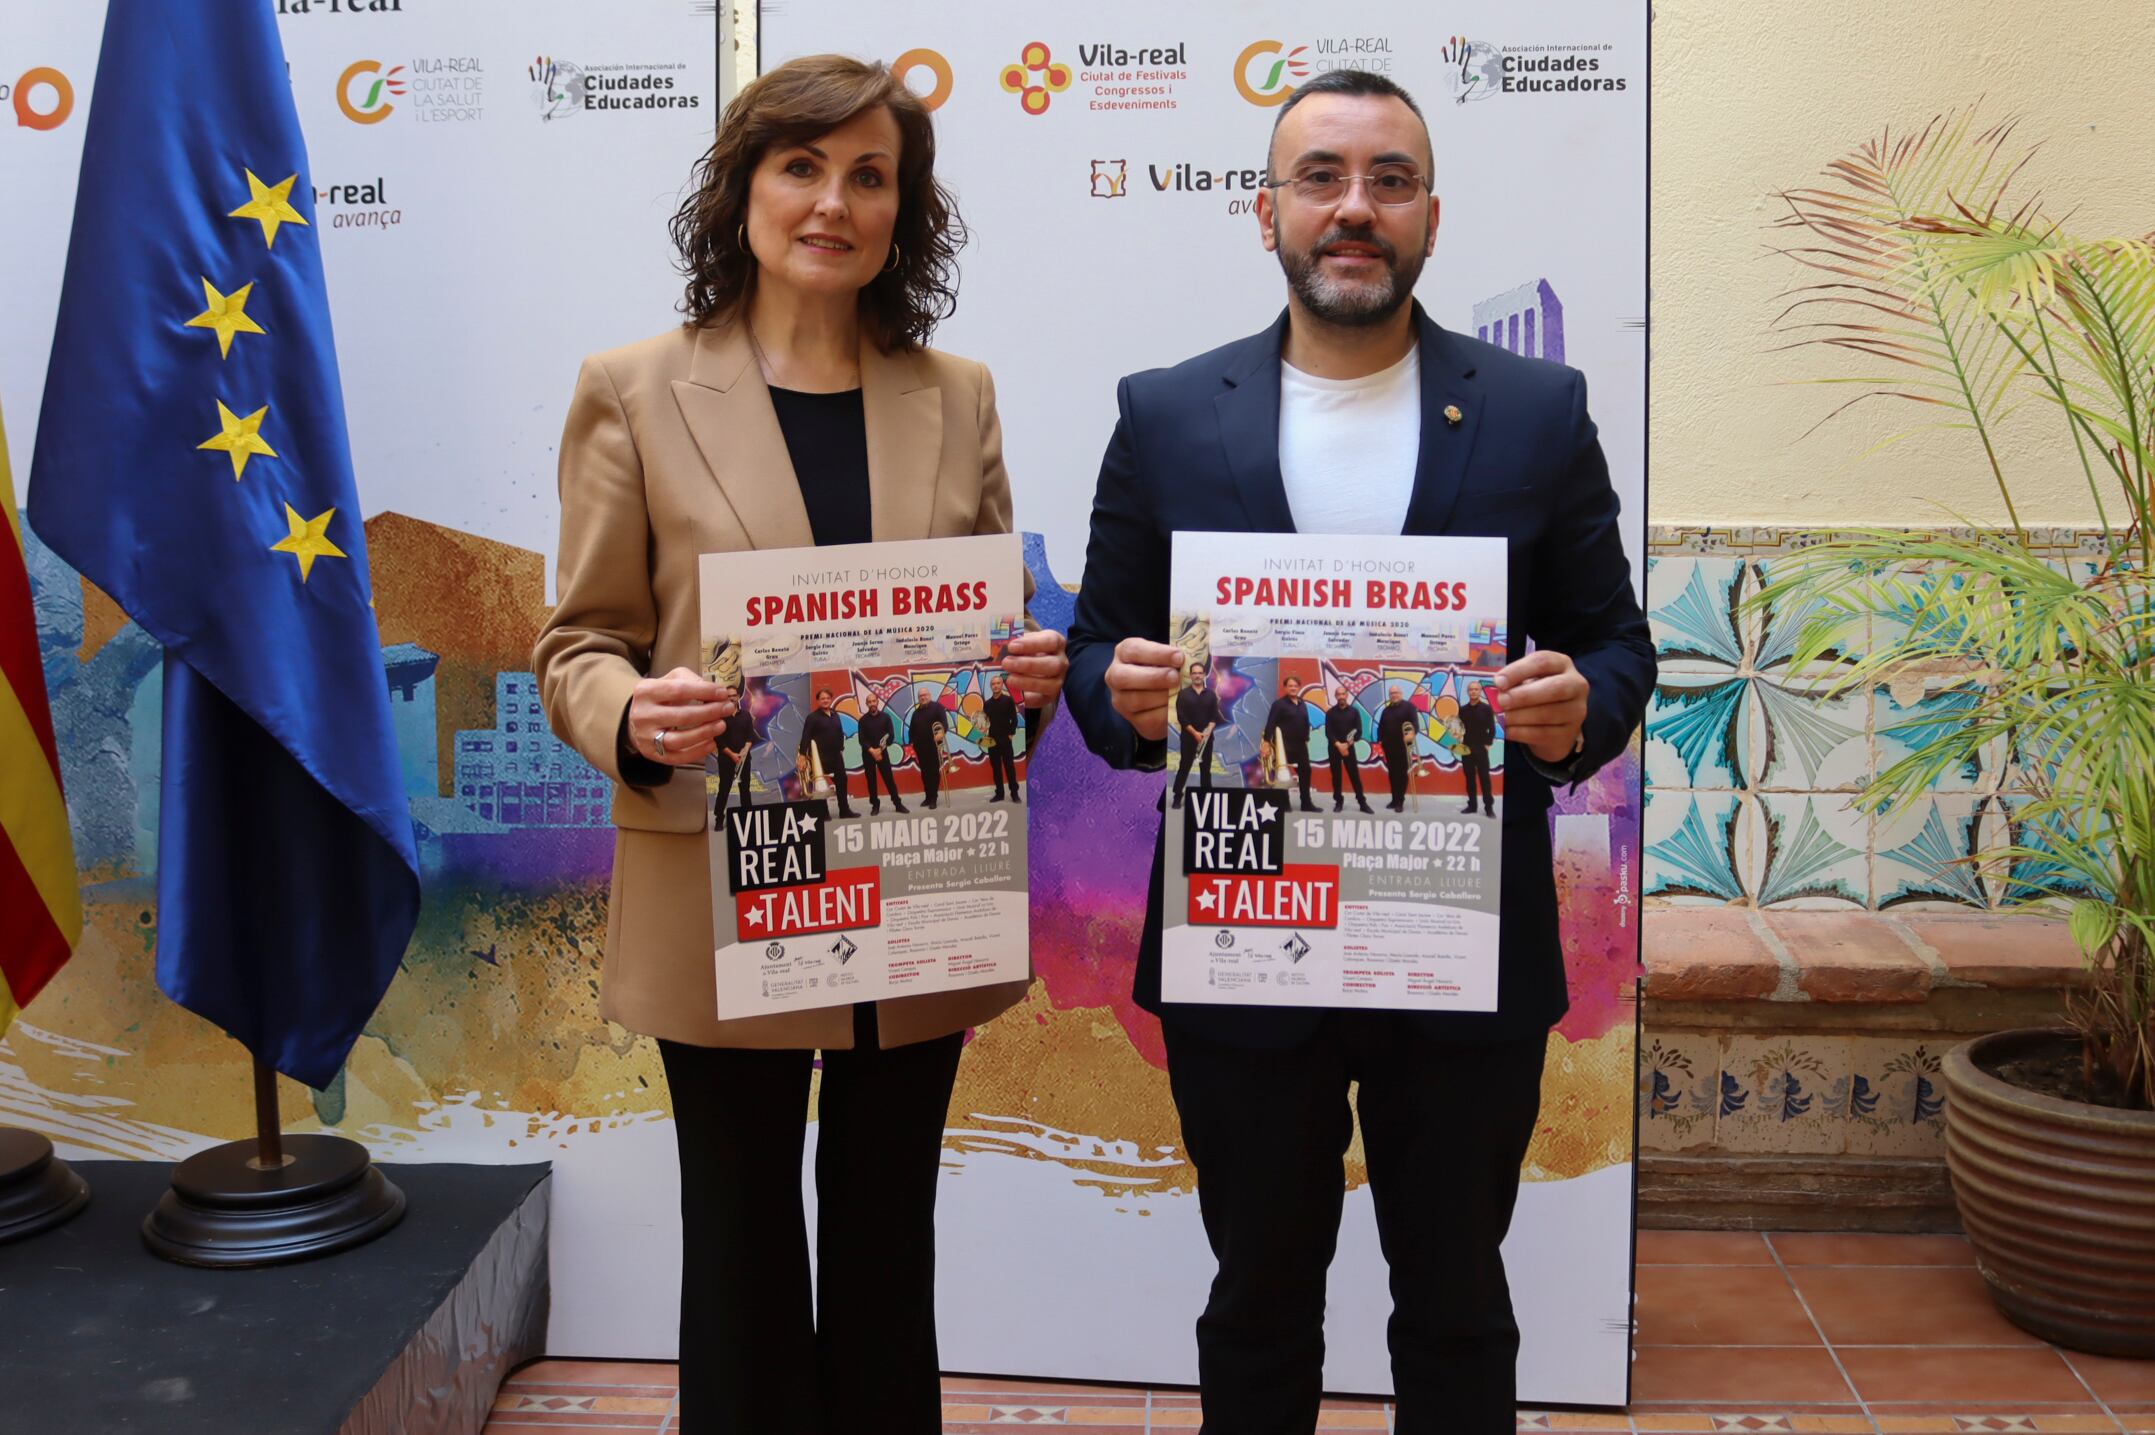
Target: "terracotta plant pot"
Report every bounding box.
[1943,1028,2155,1357]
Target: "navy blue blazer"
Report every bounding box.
[1064,304,1655,1049]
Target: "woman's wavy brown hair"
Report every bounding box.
[670,54,964,352]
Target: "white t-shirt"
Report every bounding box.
[1277,344,1422,536]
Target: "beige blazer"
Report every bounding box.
[533,319,1034,1049]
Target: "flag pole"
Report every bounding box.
[251,1057,287,1171]
[141,1042,404,1267]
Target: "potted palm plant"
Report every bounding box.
[1755,110,2154,1357]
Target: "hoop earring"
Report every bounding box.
[737,224,750,255]
[884,242,903,274]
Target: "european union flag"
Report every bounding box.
[27,0,420,1090]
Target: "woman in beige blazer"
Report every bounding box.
[533,55,1066,1435]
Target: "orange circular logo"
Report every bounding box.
[338,59,405,124]
[13,67,74,131]
[1234,40,1308,108]
[892,48,952,113]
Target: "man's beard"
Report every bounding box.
[1278,226,1426,328]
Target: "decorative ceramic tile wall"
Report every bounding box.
[1638,1032,1950,1156]
[1640,526,2113,914]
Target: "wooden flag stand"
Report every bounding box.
[140,1052,405,1268]
[0,1128,90,1244]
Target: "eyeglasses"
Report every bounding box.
[1263,164,1430,207]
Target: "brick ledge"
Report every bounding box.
[1644,908,2085,1005]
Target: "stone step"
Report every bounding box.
[1637,908,2086,1232]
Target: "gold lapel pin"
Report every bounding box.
[1443,404,1463,427]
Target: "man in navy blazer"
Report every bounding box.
[1064,71,1653,1434]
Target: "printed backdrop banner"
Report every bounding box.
[2,0,724,1365]
[1,0,1644,1408]
[761,0,1647,1404]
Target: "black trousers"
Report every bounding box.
[987,741,1020,796]
[816,746,855,816]
[1461,749,1493,810]
[915,751,942,807]
[658,1005,964,1435]
[1384,752,1411,807]
[862,751,902,808]
[1327,749,1367,805]
[1175,733,1212,798]
[1288,755,1313,807]
[1162,1016,1548,1435]
[713,753,751,822]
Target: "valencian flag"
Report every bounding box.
[27,0,420,1089]
[2,400,82,1038]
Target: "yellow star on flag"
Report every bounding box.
[269,503,346,583]
[185,278,266,359]
[228,169,309,248]
[196,400,278,480]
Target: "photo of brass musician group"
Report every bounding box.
[1168,658,1504,817]
[717,667,1031,824]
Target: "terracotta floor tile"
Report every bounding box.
[509,1360,680,1387]
[1623,1404,1862,1418]
[1629,1345,1858,1404]
[1869,1405,2112,1416]
[1770,1233,1976,1267]
[1787,1420,1879,1433]
[946,1427,1145,1435]
[482,1413,663,1422]
[2031,1418,2132,1433]
[495,1378,680,1387]
[1629,1404,1867,1414]
[1836,1346,2091,1403]
[941,1374,1143,1396]
[1639,1231,1779,1266]
[1790,1264,2044,1347]
[1636,1264,1821,1345]
[1066,1410,1154,1429]
[1625,1417,1716,1433]
[2060,1350,2155,1404]
[973,1391,1147,1408]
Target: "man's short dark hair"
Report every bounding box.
[1267,69,1431,179]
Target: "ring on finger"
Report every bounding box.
[656,727,670,756]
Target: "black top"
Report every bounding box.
[857,710,896,755]
[908,701,947,757]
[1324,703,1364,748]
[984,692,1021,741]
[1379,700,1419,758]
[1175,686,1222,734]
[769,385,871,548]
[718,707,754,758]
[1461,699,1497,749]
[1265,694,1311,742]
[798,707,845,760]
